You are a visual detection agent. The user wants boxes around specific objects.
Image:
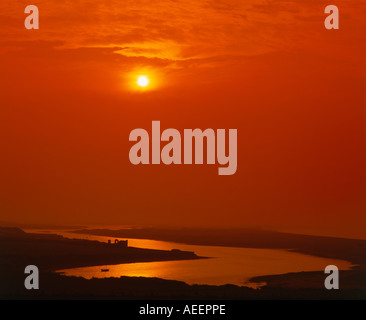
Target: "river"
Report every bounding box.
[27,229,353,288]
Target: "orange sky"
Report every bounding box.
[0,1,365,238]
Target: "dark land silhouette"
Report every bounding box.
[74,227,366,267]
[0,227,201,271]
[1,226,365,299]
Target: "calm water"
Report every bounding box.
[28,229,354,288]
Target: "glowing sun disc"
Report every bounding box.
[137,76,149,87]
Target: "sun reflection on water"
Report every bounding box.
[50,230,354,288]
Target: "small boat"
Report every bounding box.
[101,269,110,272]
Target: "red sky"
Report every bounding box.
[0,0,365,238]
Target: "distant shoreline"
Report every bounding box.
[72,227,366,268]
[69,227,366,291]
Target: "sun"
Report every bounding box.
[137,75,149,87]
[125,70,160,91]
